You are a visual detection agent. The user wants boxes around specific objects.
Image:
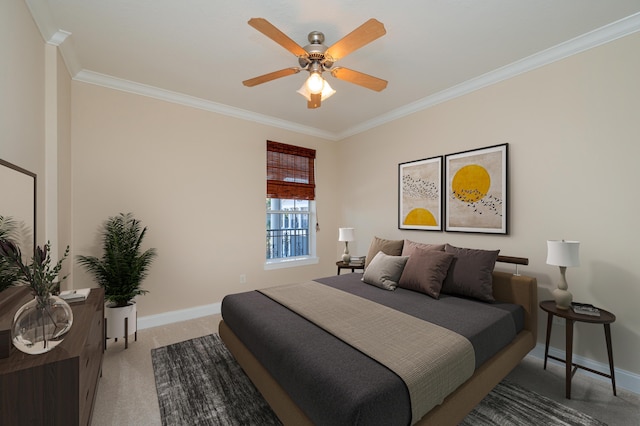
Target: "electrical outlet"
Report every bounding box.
[553,316,564,326]
[239,274,246,284]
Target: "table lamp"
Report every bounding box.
[338,228,355,263]
[546,240,580,310]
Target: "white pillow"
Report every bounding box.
[361,251,409,290]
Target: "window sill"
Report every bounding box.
[264,256,319,270]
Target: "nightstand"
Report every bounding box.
[539,300,616,399]
[336,261,365,275]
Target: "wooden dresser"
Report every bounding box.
[0,287,104,426]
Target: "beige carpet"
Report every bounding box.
[91,315,640,426]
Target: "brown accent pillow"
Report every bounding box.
[362,252,409,291]
[364,236,404,269]
[401,240,446,255]
[398,248,454,299]
[441,244,500,302]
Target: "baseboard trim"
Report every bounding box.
[138,305,639,395]
[528,343,640,395]
[138,302,221,330]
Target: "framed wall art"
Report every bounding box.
[444,144,508,234]
[398,156,442,231]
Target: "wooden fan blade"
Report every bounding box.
[248,18,307,57]
[331,67,388,92]
[308,93,321,109]
[325,19,386,60]
[243,68,300,87]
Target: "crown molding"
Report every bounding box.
[48,29,70,46]
[26,0,81,76]
[337,11,640,140]
[73,71,338,140]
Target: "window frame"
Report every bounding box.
[264,198,318,270]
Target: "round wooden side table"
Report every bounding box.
[539,300,616,399]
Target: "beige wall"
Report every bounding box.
[70,82,339,316]
[0,0,46,241]
[337,32,640,375]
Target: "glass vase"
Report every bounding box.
[12,294,74,355]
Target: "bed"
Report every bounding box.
[219,245,537,426]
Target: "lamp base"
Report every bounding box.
[553,287,573,310]
[342,241,351,264]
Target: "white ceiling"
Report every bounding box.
[27,0,640,140]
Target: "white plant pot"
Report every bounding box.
[105,302,137,339]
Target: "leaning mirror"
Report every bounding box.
[0,159,36,255]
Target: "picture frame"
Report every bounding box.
[444,144,508,234]
[398,156,442,231]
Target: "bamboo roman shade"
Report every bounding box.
[267,140,316,200]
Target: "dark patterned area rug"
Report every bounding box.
[151,334,607,426]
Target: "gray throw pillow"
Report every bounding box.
[362,251,409,290]
[441,244,500,302]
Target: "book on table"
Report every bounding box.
[571,302,600,316]
[59,288,91,302]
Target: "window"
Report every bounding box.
[266,141,317,268]
[266,199,314,259]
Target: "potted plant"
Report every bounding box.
[0,236,72,354]
[77,212,157,343]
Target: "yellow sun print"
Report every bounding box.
[452,165,490,203]
[404,208,437,226]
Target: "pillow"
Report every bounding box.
[362,251,409,291]
[398,247,454,299]
[365,236,404,269]
[401,239,445,256]
[441,244,500,302]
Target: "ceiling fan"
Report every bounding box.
[243,18,387,109]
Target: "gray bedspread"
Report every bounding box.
[220,273,523,426]
[260,281,475,424]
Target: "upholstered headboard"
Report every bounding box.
[492,270,538,341]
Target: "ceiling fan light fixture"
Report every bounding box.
[297,79,335,102]
[245,18,387,107]
[320,80,336,100]
[305,72,325,94]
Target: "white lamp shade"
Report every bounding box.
[546,240,580,267]
[338,227,355,242]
